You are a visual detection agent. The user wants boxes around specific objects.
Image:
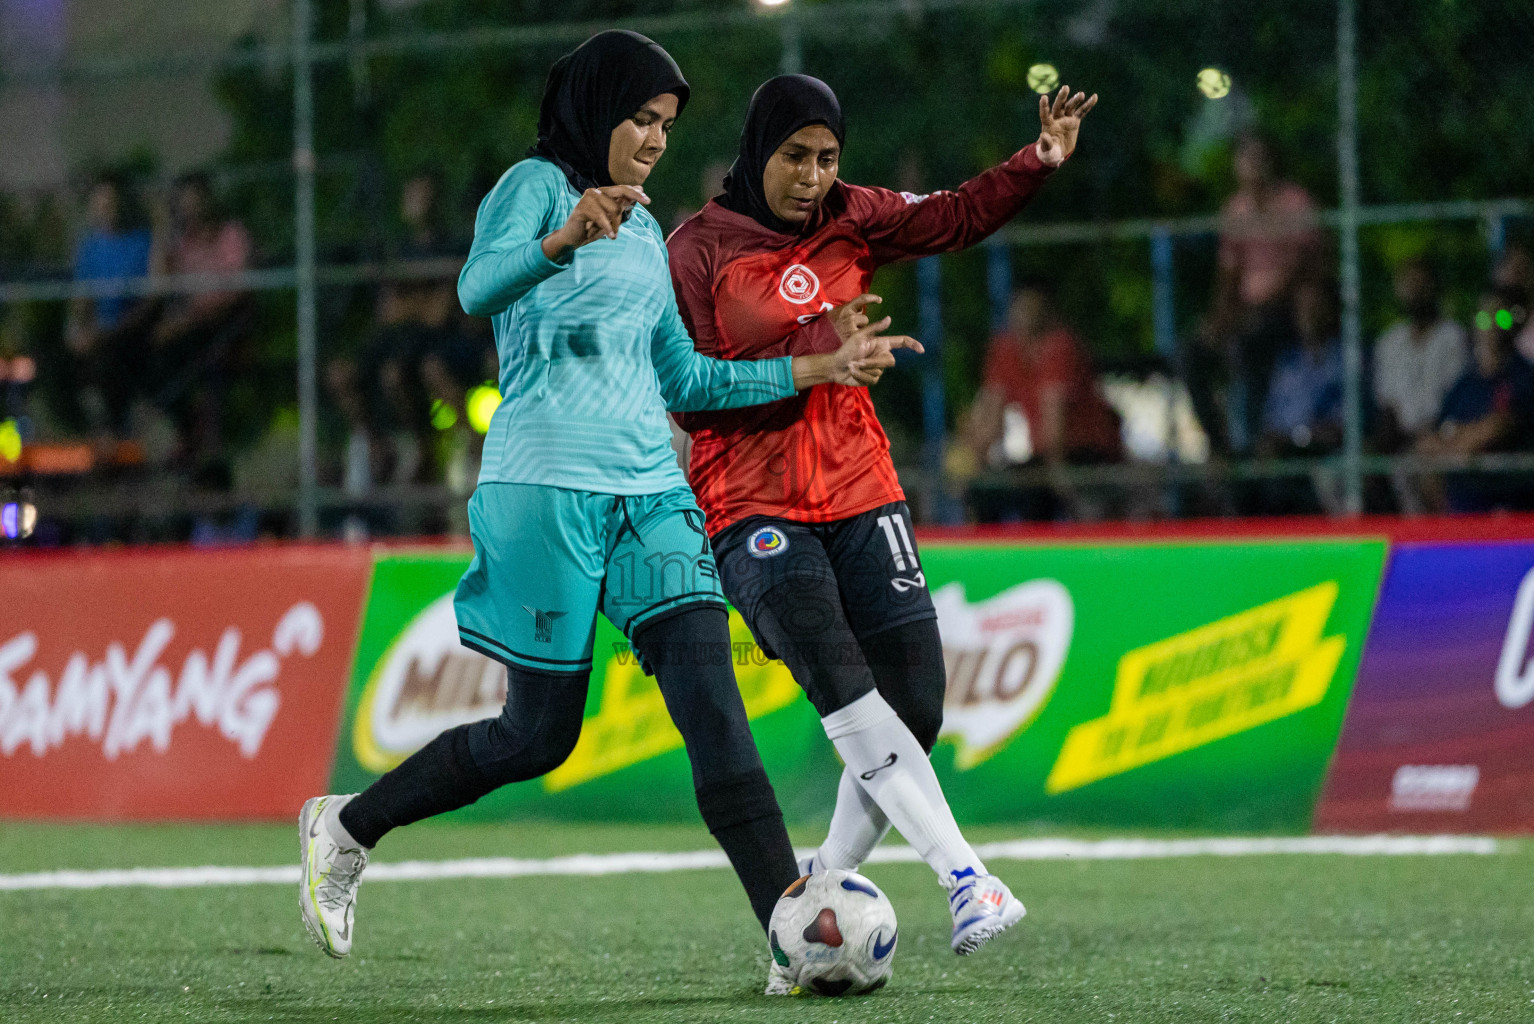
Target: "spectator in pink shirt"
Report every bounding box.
[1193,134,1326,454]
[148,172,256,481]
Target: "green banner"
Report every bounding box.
[331,540,1385,830]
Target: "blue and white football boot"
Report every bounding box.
[945,867,1027,955]
[299,794,369,958]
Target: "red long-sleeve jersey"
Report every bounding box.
[667,143,1059,535]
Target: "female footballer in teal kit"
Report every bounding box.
[297,31,917,966]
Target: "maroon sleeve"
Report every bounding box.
[845,143,1059,265]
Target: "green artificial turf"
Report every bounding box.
[1,822,1529,1023]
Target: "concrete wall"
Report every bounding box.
[0,0,283,190]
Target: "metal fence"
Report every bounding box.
[1,0,1530,541]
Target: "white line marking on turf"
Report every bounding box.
[0,835,1498,892]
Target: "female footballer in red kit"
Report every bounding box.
[667,75,1096,964]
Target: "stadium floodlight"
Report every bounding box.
[754,0,793,8]
[1197,67,1232,99]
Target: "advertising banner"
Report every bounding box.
[329,553,836,823]
[336,540,1384,830]
[1315,542,1534,832]
[0,547,370,819]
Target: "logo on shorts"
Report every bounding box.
[778,263,821,305]
[748,526,789,558]
[522,606,567,644]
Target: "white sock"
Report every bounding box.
[816,766,892,870]
[819,691,985,884]
[322,794,365,849]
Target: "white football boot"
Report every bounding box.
[763,959,797,996]
[796,852,819,876]
[299,794,369,958]
[946,868,1026,955]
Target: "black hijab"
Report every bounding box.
[528,30,690,193]
[720,74,846,233]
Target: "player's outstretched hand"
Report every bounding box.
[836,319,924,386]
[1036,86,1098,167]
[791,314,923,389]
[827,293,882,340]
[541,186,650,261]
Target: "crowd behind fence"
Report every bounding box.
[1,0,1531,545]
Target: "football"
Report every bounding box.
[767,869,898,997]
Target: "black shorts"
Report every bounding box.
[711,502,937,660]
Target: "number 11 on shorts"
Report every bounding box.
[877,513,924,592]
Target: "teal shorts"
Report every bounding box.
[454,482,726,673]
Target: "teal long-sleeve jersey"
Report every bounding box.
[458,157,797,494]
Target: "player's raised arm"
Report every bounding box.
[457,161,573,317]
[541,184,650,258]
[1035,85,1098,167]
[457,168,652,317]
[855,85,1098,263]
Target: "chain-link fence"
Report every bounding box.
[1,0,1530,543]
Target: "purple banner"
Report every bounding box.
[1316,542,1534,833]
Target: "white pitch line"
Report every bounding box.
[0,835,1499,893]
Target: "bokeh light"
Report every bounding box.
[1027,64,1060,95]
[1,501,34,539]
[0,419,21,463]
[1197,67,1232,100]
[430,399,458,431]
[466,383,502,435]
[1495,309,1515,331]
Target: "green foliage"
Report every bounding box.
[203,0,1532,438]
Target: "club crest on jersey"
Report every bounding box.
[778,263,821,305]
[748,526,789,558]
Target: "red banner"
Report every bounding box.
[0,546,370,820]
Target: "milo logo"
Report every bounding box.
[934,580,1074,770]
[352,593,506,773]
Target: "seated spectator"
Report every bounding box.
[965,284,1122,520]
[1372,257,1468,451]
[1253,281,1345,515]
[1417,286,1534,512]
[151,172,255,479]
[1496,243,1534,364]
[1371,257,1469,512]
[63,172,155,435]
[1259,280,1344,456]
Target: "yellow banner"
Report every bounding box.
[1045,581,1344,794]
[544,612,801,792]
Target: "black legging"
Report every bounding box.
[746,564,946,752]
[339,604,798,929]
